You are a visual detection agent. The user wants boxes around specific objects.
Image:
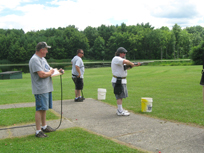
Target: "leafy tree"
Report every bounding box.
[146,29,165,59]
[190,33,202,47]
[178,30,191,58]
[169,33,176,59]
[8,41,27,63]
[172,24,182,58]
[127,24,153,59]
[98,25,116,45]
[186,25,204,34]
[47,36,66,59]
[117,22,127,33]
[160,27,172,59]
[91,36,105,60]
[190,41,204,65]
[107,32,131,59]
[107,32,141,60]
[0,35,9,60]
[83,26,99,49]
[137,22,154,30]
[0,23,201,63]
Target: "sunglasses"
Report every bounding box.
[80,52,84,54]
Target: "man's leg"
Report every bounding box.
[117,98,122,105]
[35,110,48,137]
[76,89,81,97]
[35,110,46,129]
[41,110,46,127]
[116,98,130,116]
[75,89,78,98]
[73,77,79,99]
[203,86,204,106]
[117,98,123,112]
[35,111,42,131]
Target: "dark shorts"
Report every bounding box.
[72,77,84,90]
[112,83,128,100]
[34,92,52,111]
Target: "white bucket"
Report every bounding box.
[98,88,107,100]
[141,97,153,112]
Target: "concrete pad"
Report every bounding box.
[0,104,16,109]
[0,129,9,139]
[53,99,204,153]
[46,119,76,130]
[0,119,76,139]
[13,103,35,108]
[117,122,204,152]
[0,103,35,109]
[1,98,204,153]
[11,126,36,137]
[162,133,204,153]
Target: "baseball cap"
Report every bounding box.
[117,47,127,53]
[36,42,51,51]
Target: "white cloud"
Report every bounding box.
[0,0,31,11]
[0,0,204,33]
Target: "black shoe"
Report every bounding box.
[41,126,56,133]
[35,131,48,138]
[74,98,78,102]
[75,97,83,102]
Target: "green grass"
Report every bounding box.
[0,65,202,153]
[147,60,193,66]
[0,127,144,153]
[0,66,204,126]
[75,65,204,126]
[0,107,58,127]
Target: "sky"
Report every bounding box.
[0,0,204,33]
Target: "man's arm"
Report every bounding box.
[75,65,81,78]
[37,69,54,78]
[123,59,135,67]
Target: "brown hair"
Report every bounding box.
[115,51,120,56]
[77,49,83,54]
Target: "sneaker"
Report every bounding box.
[75,97,83,102]
[41,126,56,133]
[123,110,129,113]
[117,109,130,116]
[74,98,78,102]
[116,109,129,113]
[35,131,48,138]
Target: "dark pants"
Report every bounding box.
[72,77,84,90]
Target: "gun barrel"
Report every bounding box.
[134,62,144,65]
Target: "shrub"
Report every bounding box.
[190,41,204,65]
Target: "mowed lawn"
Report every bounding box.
[0,65,203,126]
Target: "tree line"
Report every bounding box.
[0,23,204,63]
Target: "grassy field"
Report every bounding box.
[84,65,203,126]
[0,107,58,126]
[0,65,203,152]
[0,65,203,126]
[0,128,144,153]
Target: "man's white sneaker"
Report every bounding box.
[116,109,129,113]
[123,110,129,113]
[117,109,130,116]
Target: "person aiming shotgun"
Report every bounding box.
[111,47,141,116]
